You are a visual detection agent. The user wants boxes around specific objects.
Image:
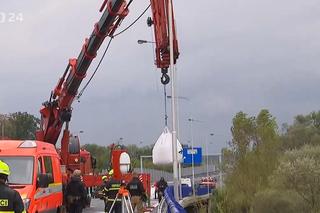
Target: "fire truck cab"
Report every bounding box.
[0,140,63,213]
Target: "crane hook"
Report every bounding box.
[161,69,170,85]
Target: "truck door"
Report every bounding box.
[34,156,46,212]
[43,156,57,211]
[34,156,58,212]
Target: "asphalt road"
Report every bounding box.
[83,198,105,213]
[83,197,158,213]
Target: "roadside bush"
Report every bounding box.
[211,189,232,213]
[252,190,306,213]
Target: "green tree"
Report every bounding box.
[282,111,320,149]
[82,143,172,172]
[126,144,172,172]
[82,144,111,172]
[270,145,320,212]
[230,111,255,158]
[216,110,320,212]
[1,112,40,140]
[225,109,280,212]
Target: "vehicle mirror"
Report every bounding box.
[37,174,49,188]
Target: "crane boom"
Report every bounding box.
[36,0,129,145]
[34,0,180,177]
[149,0,179,74]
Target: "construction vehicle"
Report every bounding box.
[0,0,179,212]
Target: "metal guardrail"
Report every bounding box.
[158,197,167,212]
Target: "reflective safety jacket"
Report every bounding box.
[102,178,122,202]
[0,182,25,213]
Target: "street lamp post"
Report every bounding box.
[167,0,179,201]
[77,130,84,141]
[137,39,155,44]
[117,137,123,144]
[166,95,189,101]
[140,155,152,173]
[207,133,214,195]
[167,95,188,200]
[219,152,223,188]
[188,118,196,196]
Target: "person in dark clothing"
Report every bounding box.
[100,176,109,212]
[126,173,146,213]
[65,169,87,213]
[156,177,168,203]
[102,169,122,213]
[0,160,25,213]
[153,181,158,199]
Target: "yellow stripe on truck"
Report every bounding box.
[34,183,62,199]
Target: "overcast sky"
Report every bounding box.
[1,0,320,154]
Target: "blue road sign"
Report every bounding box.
[183,147,202,165]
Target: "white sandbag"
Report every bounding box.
[152,127,183,165]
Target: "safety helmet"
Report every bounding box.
[0,160,10,176]
[102,176,107,181]
[108,169,114,176]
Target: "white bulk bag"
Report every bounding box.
[152,127,183,165]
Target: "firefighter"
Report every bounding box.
[65,169,87,213]
[100,175,108,211]
[156,177,168,203]
[102,169,122,213]
[0,160,25,213]
[126,173,146,213]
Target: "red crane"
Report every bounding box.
[35,0,179,190]
[35,0,129,166]
[149,0,179,84]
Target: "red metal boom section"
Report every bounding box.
[150,0,179,70]
[36,0,129,145]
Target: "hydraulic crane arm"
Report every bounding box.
[36,0,179,146]
[149,0,179,82]
[36,0,129,145]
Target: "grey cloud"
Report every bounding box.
[1,0,320,154]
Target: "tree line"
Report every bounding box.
[0,112,39,140]
[212,110,320,213]
[83,143,172,172]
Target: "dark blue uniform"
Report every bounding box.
[0,182,25,213]
[65,176,87,213]
[102,178,122,213]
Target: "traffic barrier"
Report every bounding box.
[164,186,186,213]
